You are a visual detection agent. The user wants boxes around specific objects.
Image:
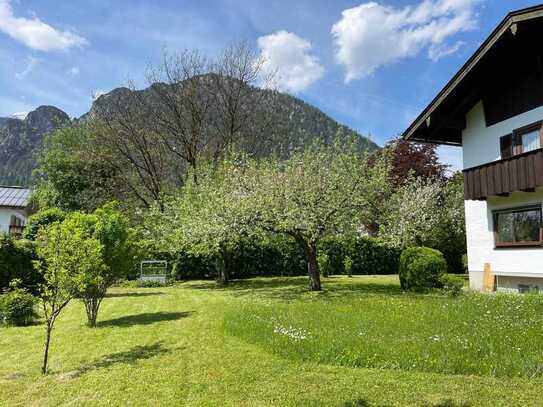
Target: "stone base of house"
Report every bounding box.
[469,270,543,293]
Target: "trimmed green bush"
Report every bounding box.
[0,282,38,326]
[399,247,447,291]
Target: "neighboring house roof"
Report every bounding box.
[402,4,543,145]
[0,186,31,208]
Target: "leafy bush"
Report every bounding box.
[317,253,330,277]
[144,235,399,281]
[169,235,306,281]
[0,235,41,294]
[319,236,400,276]
[23,207,66,240]
[439,274,464,297]
[399,247,447,291]
[0,282,38,326]
[343,256,353,277]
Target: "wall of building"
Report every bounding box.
[0,208,27,234]
[462,101,543,169]
[462,100,543,292]
[465,188,543,291]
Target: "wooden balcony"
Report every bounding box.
[463,148,543,200]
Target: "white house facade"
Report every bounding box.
[403,5,543,293]
[0,186,31,237]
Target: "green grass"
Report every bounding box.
[225,278,543,378]
[0,275,542,406]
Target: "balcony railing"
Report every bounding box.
[463,148,543,200]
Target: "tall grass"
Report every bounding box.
[225,292,543,378]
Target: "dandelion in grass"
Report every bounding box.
[273,324,310,342]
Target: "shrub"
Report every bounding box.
[317,253,330,277]
[169,235,306,281]
[319,236,400,276]
[23,207,66,240]
[440,274,464,297]
[343,256,353,277]
[399,247,447,291]
[0,235,41,295]
[0,281,38,326]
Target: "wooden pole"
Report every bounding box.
[483,262,495,292]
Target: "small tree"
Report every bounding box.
[35,220,105,374]
[69,203,131,327]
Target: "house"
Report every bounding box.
[0,186,31,237]
[403,5,543,293]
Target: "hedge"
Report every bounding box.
[165,235,400,280]
[0,236,42,295]
[319,236,400,276]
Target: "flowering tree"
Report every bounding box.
[379,177,444,248]
[243,140,391,291]
[379,174,466,272]
[146,159,255,284]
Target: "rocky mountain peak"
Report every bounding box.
[24,106,70,134]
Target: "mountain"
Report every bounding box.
[0,106,70,186]
[1,82,378,186]
[86,80,378,158]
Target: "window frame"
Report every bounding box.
[501,120,543,159]
[493,204,543,248]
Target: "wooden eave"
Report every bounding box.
[402,5,543,146]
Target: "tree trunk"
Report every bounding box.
[216,249,229,285]
[305,241,321,291]
[42,321,53,374]
[84,297,100,328]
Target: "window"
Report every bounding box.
[500,121,543,159]
[493,205,543,247]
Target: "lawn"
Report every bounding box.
[1,276,543,406]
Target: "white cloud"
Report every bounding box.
[9,111,28,120]
[331,0,480,82]
[15,55,38,79]
[68,66,80,76]
[428,40,465,61]
[0,0,87,51]
[91,89,107,103]
[257,30,325,93]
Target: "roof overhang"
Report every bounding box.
[402,5,543,146]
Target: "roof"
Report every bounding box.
[0,186,31,208]
[402,4,543,145]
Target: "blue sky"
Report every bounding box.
[0,0,540,169]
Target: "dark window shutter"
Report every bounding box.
[500,134,513,159]
[513,132,523,155]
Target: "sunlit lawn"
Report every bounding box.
[1,275,543,406]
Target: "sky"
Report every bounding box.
[0,0,540,170]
